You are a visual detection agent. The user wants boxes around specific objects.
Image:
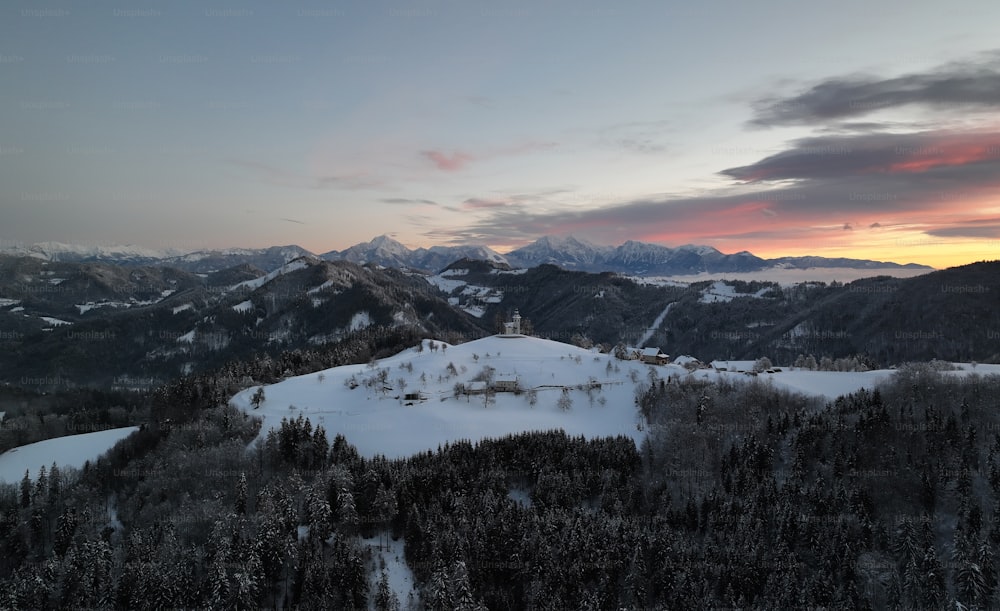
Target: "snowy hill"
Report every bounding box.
[232,335,654,459]
[0,426,140,483]
[230,333,1000,460]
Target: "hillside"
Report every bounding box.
[428,260,1000,366]
[230,333,999,459]
[231,335,651,459]
[0,256,487,388]
[0,426,140,484]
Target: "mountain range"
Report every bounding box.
[0,242,995,389]
[2,235,933,276]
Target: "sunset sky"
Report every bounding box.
[2,0,1000,268]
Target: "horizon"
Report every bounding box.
[3,1,1000,270]
[0,232,952,269]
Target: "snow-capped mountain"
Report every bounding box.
[322,235,509,272]
[505,236,931,275]
[504,235,611,269]
[160,245,315,273]
[0,241,184,265]
[2,235,932,277]
[0,241,314,272]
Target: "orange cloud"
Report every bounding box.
[886,136,1000,174]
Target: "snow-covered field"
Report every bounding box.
[232,335,655,459]
[230,258,309,291]
[699,281,772,303]
[232,334,1000,460]
[636,266,931,287]
[0,426,140,484]
[425,270,504,319]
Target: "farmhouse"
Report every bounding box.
[466,381,489,395]
[494,374,519,393]
[710,360,756,373]
[639,347,669,365]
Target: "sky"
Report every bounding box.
[2,0,1000,268]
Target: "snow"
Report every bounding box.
[710,360,758,372]
[8,241,180,261]
[231,332,1000,462]
[364,534,418,609]
[177,330,195,343]
[636,302,675,347]
[40,316,72,326]
[232,300,254,313]
[672,355,701,366]
[461,305,486,318]
[230,258,309,291]
[307,279,335,295]
[426,273,504,307]
[698,281,770,303]
[639,267,930,286]
[491,268,528,275]
[232,335,651,459]
[172,303,193,314]
[0,298,21,307]
[77,299,166,314]
[738,369,896,400]
[350,311,372,331]
[0,426,140,484]
[425,274,467,293]
[77,302,113,314]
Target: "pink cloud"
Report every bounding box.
[421,141,556,172]
[421,150,475,171]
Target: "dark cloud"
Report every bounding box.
[435,130,1000,247]
[380,198,438,206]
[750,53,1000,127]
[720,131,1000,182]
[463,198,517,209]
[925,220,1000,239]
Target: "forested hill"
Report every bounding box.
[435,259,1000,365]
[2,365,1000,608]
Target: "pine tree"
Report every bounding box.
[19,470,31,507]
[53,507,77,557]
[235,472,248,515]
[374,569,400,611]
[47,463,61,502]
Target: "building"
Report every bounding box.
[494,374,519,392]
[466,381,489,395]
[710,360,756,373]
[502,310,522,336]
[640,347,669,365]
